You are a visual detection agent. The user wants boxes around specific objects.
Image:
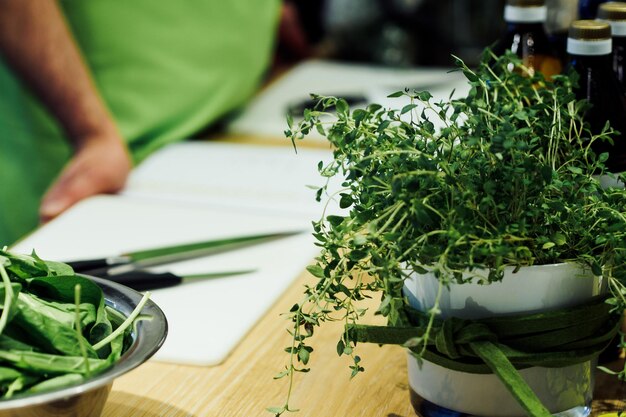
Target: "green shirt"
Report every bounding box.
[0,0,279,245]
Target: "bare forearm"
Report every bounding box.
[0,0,119,145]
[0,0,131,221]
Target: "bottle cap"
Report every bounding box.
[504,0,546,23]
[598,2,626,37]
[567,20,612,55]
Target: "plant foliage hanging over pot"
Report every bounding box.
[270,50,626,416]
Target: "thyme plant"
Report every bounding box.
[271,51,626,415]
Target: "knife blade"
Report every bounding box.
[95,269,257,291]
[66,230,303,274]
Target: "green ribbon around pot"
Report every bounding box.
[346,296,621,417]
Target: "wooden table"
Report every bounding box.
[102,266,626,417]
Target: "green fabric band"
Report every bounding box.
[346,295,621,417]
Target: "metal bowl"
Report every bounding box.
[0,276,168,417]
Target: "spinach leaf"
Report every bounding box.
[0,251,48,279]
[13,293,98,358]
[0,350,109,375]
[25,374,84,394]
[28,275,112,345]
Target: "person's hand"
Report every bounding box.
[39,135,132,223]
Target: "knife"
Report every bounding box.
[66,230,302,275]
[98,269,257,291]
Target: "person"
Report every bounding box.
[0,0,281,245]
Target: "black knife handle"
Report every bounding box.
[66,258,110,273]
[105,271,181,291]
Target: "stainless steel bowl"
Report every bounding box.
[0,276,168,417]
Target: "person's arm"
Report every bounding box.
[0,0,132,222]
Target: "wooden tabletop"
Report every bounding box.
[101,266,626,417]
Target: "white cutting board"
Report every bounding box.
[13,195,318,366]
[11,141,342,365]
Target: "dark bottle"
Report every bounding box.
[579,0,609,19]
[598,2,626,89]
[568,20,626,173]
[492,0,562,77]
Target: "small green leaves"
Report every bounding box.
[326,215,345,227]
[336,339,345,356]
[274,369,290,379]
[339,193,353,209]
[335,98,349,115]
[387,91,404,98]
[276,49,626,416]
[348,249,368,261]
[298,345,313,365]
[305,265,325,279]
[552,233,566,246]
[567,166,583,175]
[349,356,364,379]
[401,104,418,115]
[416,91,433,101]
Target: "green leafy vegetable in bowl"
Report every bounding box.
[0,249,150,399]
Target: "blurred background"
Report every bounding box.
[277,0,578,68]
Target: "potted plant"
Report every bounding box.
[271,51,626,417]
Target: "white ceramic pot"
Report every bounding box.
[403,263,604,417]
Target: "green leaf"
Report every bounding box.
[463,69,478,82]
[339,193,353,209]
[336,339,345,356]
[348,249,368,261]
[26,374,84,394]
[298,347,310,364]
[401,104,418,115]
[274,370,290,379]
[0,251,48,279]
[335,99,349,115]
[417,91,432,101]
[326,215,344,227]
[567,166,583,175]
[306,265,325,279]
[0,350,109,376]
[315,123,326,136]
[14,293,98,358]
[28,275,112,346]
[597,366,619,375]
[552,233,566,246]
[387,91,404,98]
